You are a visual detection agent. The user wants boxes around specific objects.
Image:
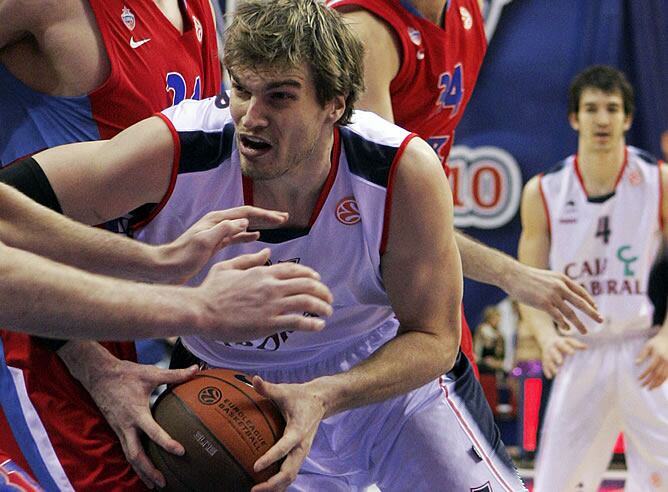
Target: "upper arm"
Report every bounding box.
[518,176,551,269]
[0,0,61,48]
[34,116,176,225]
[339,8,400,122]
[381,138,463,337]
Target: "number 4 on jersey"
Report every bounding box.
[437,64,464,118]
[595,215,611,244]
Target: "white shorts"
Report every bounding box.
[534,333,668,492]
[195,325,526,491]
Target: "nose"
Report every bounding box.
[595,108,611,126]
[240,96,269,130]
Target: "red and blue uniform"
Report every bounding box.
[328,0,487,374]
[0,0,220,165]
[0,1,220,489]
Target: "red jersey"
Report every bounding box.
[328,0,486,167]
[0,0,221,163]
[329,0,487,374]
[0,1,220,489]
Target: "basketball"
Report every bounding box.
[145,368,286,492]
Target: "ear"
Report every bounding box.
[568,112,579,131]
[327,94,347,124]
[623,113,633,132]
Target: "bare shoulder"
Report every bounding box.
[337,7,399,57]
[338,7,392,38]
[396,137,447,186]
[522,175,543,204]
[520,175,548,230]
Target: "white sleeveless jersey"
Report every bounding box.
[540,147,663,339]
[135,96,417,369]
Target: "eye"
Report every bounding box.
[232,82,250,98]
[270,91,297,102]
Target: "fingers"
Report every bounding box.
[147,364,199,386]
[561,337,587,354]
[552,300,588,335]
[272,314,327,333]
[215,249,272,271]
[252,448,304,492]
[139,412,185,456]
[122,429,165,489]
[637,347,668,389]
[561,285,603,324]
[638,358,665,389]
[266,262,322,281]
[278,294,332,317]
[562,276,601,317]
[253,432,300,474]
[204,207,289,228]
[636,345,651,365]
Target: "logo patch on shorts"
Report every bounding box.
[471,482,492,492]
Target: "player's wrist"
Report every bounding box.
[304,375,343,419]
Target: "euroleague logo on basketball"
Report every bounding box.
[198,386,222,405]
[335,196,361,225]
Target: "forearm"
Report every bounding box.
[0,242,203,340]
[314,327,460,418]
[455,230,518,291]
[0,183,171,282]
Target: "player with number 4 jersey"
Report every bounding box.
[519,65,668,492]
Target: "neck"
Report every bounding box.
[253,133,335,227]
[577,141,626,196]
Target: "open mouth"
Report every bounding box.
[240,135,272,152]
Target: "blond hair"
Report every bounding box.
[224,0,365,125]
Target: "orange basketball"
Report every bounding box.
[145,368,285,492]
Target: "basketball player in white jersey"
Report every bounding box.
[519,65,668,492]
[3,0,526,489]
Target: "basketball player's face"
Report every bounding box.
[569,88,632,154]
[230,65,342,181]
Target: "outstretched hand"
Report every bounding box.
[157,206,290,284]
[507,264,603,334]
[250,376,326,492]
[637,330,668,390]
[195,249,333,340]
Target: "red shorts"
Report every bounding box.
[0,457,43,491]
[0,331,148,491]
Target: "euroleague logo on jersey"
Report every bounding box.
[335,197,361,225]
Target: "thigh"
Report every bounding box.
[534,349,618,492]
[373,354,525,492]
